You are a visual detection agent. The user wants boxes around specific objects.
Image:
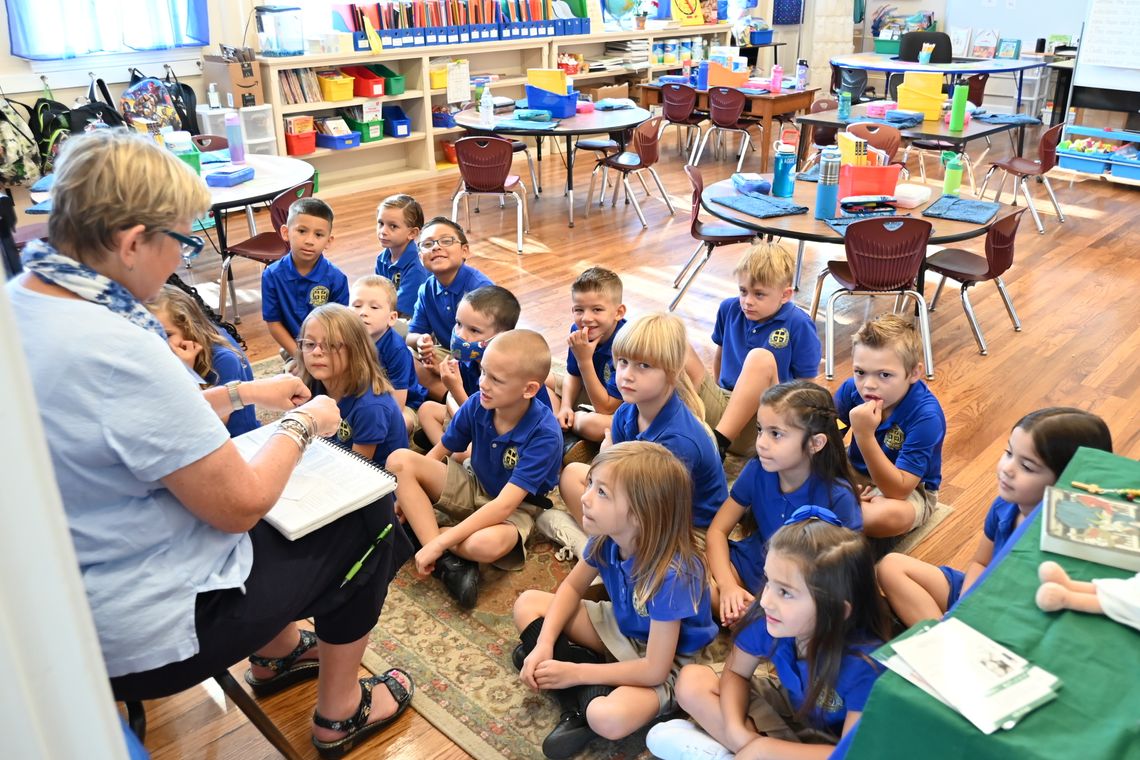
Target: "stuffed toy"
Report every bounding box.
[1036,560,1140,632]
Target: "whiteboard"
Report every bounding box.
[1073,0,1140,92]
[946,0,1085,47]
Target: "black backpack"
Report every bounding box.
[126,67,198,135]
[73,77,126,132]
[30,89,70,172]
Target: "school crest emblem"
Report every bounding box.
[310,285,331,307]
[603,362,613,384]
[816,688,844,713]
[502,445,519,469]
[768,328,790,349]
[337,420,352,442]
[884,424,905,451]
[391,271,402,288]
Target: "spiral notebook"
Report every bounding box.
[233,425,397,540]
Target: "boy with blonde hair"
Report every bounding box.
[835,314,946,538]
[696,241,821,458]
[387,329,563,609]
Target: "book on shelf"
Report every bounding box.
[1041,484,1140,571]
[232,425,397,541]
[316,116,352,136]
[948,26,972,58]
[285,114,314,134]
[995,38,1022,60]
[970,28,999,59]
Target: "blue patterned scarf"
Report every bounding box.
[20,239,166,338]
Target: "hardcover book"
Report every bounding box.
[1041,485,1140,572]
[971,29,999,59]
[995,38,1022,60]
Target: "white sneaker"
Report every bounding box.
[536,508,589,561]
[646,719,733,760]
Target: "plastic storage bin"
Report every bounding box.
[1111,159,1140,180]
[381,105,411,137]
[245,137,278,156]
[750,30,774,45]
[524,84,577,118]
[315,132,361,150]
[285,130,317,155]
[897,87,945,121]
[196,106,235,138]
[345,115,385,142]
[837,164,902,199]
[429,67,448,90]
[342,66,386,97]
[317,71,355,101]
[1057,151,1110,174]
[239,104,276,143]
[368,64,406,95]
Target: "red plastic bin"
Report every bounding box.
[838,164,902,200]
[285,130,317,156]
[341,66,386,98]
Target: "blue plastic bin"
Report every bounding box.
[750,29,774,45]
[1057,151,1108,174]
[381,105,412,137]
[1111,159,1140,180]
[315,132,361,150]
[524,84,577,118]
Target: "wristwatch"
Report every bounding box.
[225,381,245,411]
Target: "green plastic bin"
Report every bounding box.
[344,115,385,142]
[368,64,406,96]
[872,22,937,55]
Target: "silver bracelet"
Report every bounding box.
[271,426,307,452]
[278,416,312,449]
[289,409,318,439]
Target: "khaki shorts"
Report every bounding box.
[583,600,706,716]
[434,458,539,571]
[697,372,757,457]
[392,318,409,339]
[708,662,836,744]
[869,484,939,532]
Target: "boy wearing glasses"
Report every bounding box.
[261,198,349,359]
[405,217,493,400]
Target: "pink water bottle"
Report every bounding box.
[770,64,783,93]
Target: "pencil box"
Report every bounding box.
[839,195,897,214]
[205,166,255,187]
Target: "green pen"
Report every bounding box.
[340,523,393,588]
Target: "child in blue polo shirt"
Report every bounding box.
[513,441,717,759]
[650,512,891,760]
[261,197,349,358]
[405,217,493,400]
[699,242,821,460]
[879,407,1112,627]
[350,275,428,436]
[387,329,562,609]
[835,314,946,538]
[558,314,727,554]
[373,193,427,320]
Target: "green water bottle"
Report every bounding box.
[942,153,963,197]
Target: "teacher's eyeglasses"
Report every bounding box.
[164,230,205,260]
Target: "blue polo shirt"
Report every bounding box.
[407,264,494,345]
[835,379,946,491]
[206,335,257,437]
[713,300,821,387]
[442,392,562,497]
[375,328,427,409]
[331,386,407,467]
[736,621,884,735]
[585,536,717,655]
[940,497,1022,607]
[728,461,861,591]
[374,241,429,316]
[611,393,728,528]
[261,253,349,340]
[565,319,626,401]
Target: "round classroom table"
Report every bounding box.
[453,106,652,227]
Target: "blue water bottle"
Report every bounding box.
[772,143,797,198]
[814,148,841,219]
[838,90,852,121]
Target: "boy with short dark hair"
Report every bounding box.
[835,314,946,538]
[261,197,348,357]
[387,330,563,609]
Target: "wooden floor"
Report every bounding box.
[127,126,1140,759]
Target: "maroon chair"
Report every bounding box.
[585,116,675,229]
[799,98,839,172]
[191,133,228,151]
[218,181,314,321]
[846,121,909,178]
[690,87,755,171]
[451,135,529,253]
[659,83,706,158]
[924,208,1026,355]
[810,217,935,379]
[670,165,756,310]
[979,123,1065,234]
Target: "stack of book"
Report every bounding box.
[873,618,1061,734]
[278,69,323,104]
[315,116,353,136]
[605,40,651,72]
[582,54,626,72]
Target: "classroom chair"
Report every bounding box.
[889,32,954,99]
[658,83,706,159]
[218,181,314,321]
[810,217,935,380]
[451,136,529,254]
[923,208,1027,355]
[845,122,910,178]
[690,87,755,172]
[978,124,1065,234]
[799,98,840,172]
[670,165,756,311]
[586,116,674,229]
[830,64,876,104]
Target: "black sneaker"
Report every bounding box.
[562,431,598,467]
[434,551,479,609]
[542,710,597,759]
[512,643,527,671]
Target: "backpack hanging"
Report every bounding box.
[71,77,126,133]
[163,66,199,135]
[0,97,41,186]
[29,82,71,173]
[120,68,182,132]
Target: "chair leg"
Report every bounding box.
[524,149,540,197]
[1041,175,1065,223]
[995,276,1022,331]
[518,184,530,232]
[959,283,988,355]
[624,175,648,228]
[962,152,977,195]
[793,240,805,291]
[692,128,713,166]
[979,165,996,199]
[218,255,235,320]
[648,167,675,215]
[213,671,305,760]
[996,170,1010,205]
[918,151,927,183]
[670,242,715,311]
[585,165,601,217]
[599,165,611,206]
[450,188,463,225]
[824,289,845,381]
[512,190,524,254]
[1020,177,1045,233]
[735,131,751,173]
[674,240,707,287]
[635,170,651,196]
[688,126,705,165]
[907,290,936,379]
[930,274,948,311]
[809,270,829,321]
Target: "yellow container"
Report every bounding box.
[897,86,946,121]
[429,67,448,90]
[317,72,354,102]
[902,71,945,95]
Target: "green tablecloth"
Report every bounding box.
[847,449,1140,760]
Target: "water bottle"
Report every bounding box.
[479,84,495,128]
[942,154,963,197]
[772,142,797,198]
[838,90,852,121]
[225,112,245,164]
[815,147,841,219]
[796,59,810,91]
[770,64,783,93]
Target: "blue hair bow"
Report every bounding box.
[784,505,843,527]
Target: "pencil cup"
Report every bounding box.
[918,51,932,64]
